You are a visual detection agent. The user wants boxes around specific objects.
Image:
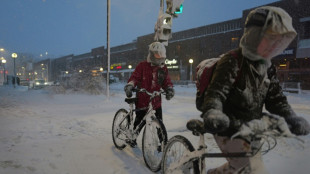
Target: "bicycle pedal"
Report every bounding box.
[126,139,137,148]
[157,145,162,152]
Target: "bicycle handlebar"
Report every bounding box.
[132,88,166,98]
[231,116,304,143]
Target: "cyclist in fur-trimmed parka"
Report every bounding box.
[124,42,174,147]
[201,6,310,174]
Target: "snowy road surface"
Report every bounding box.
[0,83,310,174]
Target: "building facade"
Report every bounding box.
[33,0,310,89]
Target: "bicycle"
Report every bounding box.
[112,88,168,172]
[161,113,303,174]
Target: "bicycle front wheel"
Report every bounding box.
[142,118,168,172]
[162,135,199,174]
[112,109,129,150]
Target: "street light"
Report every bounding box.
[189,58,193,81]
[1,59,6,84]
[41,63,48,82]
[128,65,132,78]
[12,53,18,88]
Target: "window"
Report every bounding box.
[303,21,310,38]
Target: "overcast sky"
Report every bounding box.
[0,0,279,58]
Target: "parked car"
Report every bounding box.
[109,74,119,83]
[30,79,46,89]
[19,79,30,86]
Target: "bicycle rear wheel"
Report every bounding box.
[112,109,129,150]
[162,135,199,174]
[142,118,168,172]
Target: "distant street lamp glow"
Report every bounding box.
[128,65,132,77]
[189,58,193,81]
[2,59,6,84]
[40,63,49,82]
[12,53,17,58]
[11,53,18,88]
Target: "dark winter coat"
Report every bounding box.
[201,48,296,136]
[128,61,173,110]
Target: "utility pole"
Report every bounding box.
[106,0,110,99]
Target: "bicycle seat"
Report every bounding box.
[186,119,208,136]
[125,97,137,104]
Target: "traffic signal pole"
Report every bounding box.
[154,0,184,45]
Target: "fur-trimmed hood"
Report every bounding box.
[240,6,297,67]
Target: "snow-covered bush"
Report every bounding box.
[45,85,66,94]
[64,71,105,95]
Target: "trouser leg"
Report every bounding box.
[154,108,164,143]
[155,107,163,121]
[134,107,164,143]
[207,135,258,174]
[134,110,146,134]
[134,107,163,130]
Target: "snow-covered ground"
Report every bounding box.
[0,83,309,174]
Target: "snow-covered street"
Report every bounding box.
[1,83,310,174]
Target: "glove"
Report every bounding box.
[124,84,134,98]
[285,116,310,135]
[202,109,230,133]
[165,87,174,100]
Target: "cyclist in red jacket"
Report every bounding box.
[124,42,174,147]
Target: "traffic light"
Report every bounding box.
[166,0,184,17]
[154,13,173,45]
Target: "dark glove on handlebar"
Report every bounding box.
[165,87,174,100]
[124,84,134,98]
[285,116,310,135]
[202,109,230,133]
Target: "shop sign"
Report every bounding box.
[165,59,179,69]
[111,62,126,70]
[280,49,294,55]
[165,59,177,65]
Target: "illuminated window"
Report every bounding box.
[231,37,239,42]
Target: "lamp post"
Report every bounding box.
[1,59,6,84]
[106,0,111,99]
[12,53,18,88]
[41,63,49,82]
[189,58,193,81]
[128,65,132,78]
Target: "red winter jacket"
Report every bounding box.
[128,61,173,110]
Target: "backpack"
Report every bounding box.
[195,51,241,112]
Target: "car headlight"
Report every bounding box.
[36,82,40,85]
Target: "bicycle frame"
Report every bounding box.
[168,133,264,174]
[164,115,301,174]
[117,89,163,142]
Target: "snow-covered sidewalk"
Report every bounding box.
[0,84,310,174]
